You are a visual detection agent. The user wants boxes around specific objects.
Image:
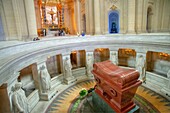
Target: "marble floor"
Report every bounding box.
[32,80,170,113]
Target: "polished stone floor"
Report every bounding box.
[45,80,170,113]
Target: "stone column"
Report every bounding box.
[34,0,42,29]
[127,0,136,33]
[94,0,101,35]
[24,0,38,40]
[74,0,81,34]
[62,53,76,84]
[85,0,90,34]
[1,0,18,40]
[141,0,147,33]
[86,51,94,77]
[88,0,94,35]
[100,0,104,34]
[110,51,118,65]
[136,0,143,33]
[0,0,5,41]
[11,0,22,40]
[135,53,146,82]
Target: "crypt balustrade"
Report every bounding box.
[0,34,170,112]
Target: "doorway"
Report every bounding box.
[108,10,119,33]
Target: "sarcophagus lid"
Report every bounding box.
[92,60,140,88]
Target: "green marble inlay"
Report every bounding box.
[70,98,81,113]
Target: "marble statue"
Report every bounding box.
[64,57,73,77]
[136,55,146,82]
[12,82,29,113]
[86,53,93,75]
[40,65,51,93]
[110,52,118,65]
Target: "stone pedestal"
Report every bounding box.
[39,89,56,101]
[63,76,77,85]
[92,91,140,113]
[161,88,170,97]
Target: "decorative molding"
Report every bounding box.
[107,0,118,4]
[110,5,117,10]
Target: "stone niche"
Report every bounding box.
[70,50,86,69]
[146,51,170,77]
[18,64,39,112]
[118,48,136,67]
[18,64,36,97]
[94,48,110,63]
[46,54,62,78]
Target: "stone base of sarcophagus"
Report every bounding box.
[92,91,140,113]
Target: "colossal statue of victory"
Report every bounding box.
[64,57,73,77]
[12,82,29,113]
[136,55,146,82]
[86,53,93,75]
[40,65,51,93]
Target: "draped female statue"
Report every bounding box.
[40,65,51,93]
[12,82,29,113]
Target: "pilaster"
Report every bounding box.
[88,0,95,35]
[136,0,143,34]
[24,0,38,40]
[74,0,81,34]
[85,0,90,34]
[99,0,104,34]
[127,0,136,34]
[94,0,101,35]
[11,0,22,40]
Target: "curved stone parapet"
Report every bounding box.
[0,34,170,112]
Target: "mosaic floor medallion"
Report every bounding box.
[46,80,170,113]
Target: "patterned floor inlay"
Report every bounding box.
[46,80,170,113]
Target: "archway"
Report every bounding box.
[108,10,119,33]
[146,7,152,33]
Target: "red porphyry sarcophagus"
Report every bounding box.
[92,60,142,113]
